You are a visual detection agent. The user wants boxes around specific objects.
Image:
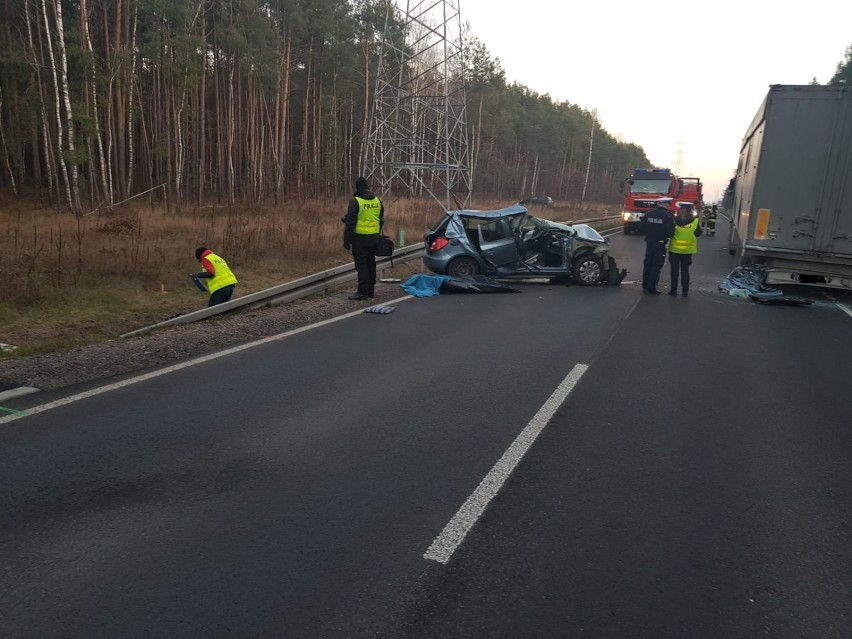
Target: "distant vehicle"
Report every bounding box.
[620,168,702,234]
[520,195,553,206]
[423,204,625,286]
[729,84,852,289]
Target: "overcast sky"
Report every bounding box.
[458,0,852,202]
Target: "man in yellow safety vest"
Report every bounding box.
[193,247,238,307]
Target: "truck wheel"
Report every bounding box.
[572,255,602,286]
[623,224,631,235]
[447,256,480,278]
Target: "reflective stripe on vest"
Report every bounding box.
[669,219,699,254]
[204,252,238,294]
[354,196,381,235]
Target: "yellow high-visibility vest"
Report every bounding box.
[668,219,699,254]
[354,196,382,235]
[202,252,238,294]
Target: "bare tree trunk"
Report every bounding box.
[581,109,597,203]
[197,0,206,205]
[80,0,112,209]
[300,40,313,197]
[40,0,72,211]
[0,88,19,195]
[173,84,186,207]
[313,78,322,191]
[279,35,292,197]
[531,154,539,195]
[24,0,55,200]
[214,51,223,201]
[360,36,370,171]
[558,143,569,200]
[112,0,128,201]
[227,61,236,204]
[471,92,483,187]
[52,0,81,213]
[128,1,137,196]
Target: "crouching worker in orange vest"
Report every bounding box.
[667,203,702,297]
[193,246,238,307]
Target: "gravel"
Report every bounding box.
[0,275,415,393]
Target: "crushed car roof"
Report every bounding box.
[446,204,528,218]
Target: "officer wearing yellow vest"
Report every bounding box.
[193,246,238,306]
[342,176,384,300]
[667,202,702,297]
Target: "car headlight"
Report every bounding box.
[622,212,631,220]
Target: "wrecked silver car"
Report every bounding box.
[423,204,625,285]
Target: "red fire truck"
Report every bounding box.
[620,168,702,234]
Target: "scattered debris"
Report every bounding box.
[749,296,813,307]
[721,265,812,307]
[363,305,396,314]
[720,265,783,300]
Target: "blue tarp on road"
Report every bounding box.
[401,274,452,297]
[400,274,521,297]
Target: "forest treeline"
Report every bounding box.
[0,0,651,214]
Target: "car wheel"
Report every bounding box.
[572,254,602,286]
[447,256,480,278]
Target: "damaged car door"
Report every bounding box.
[475,216,520,270]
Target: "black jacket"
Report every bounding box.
[342,189,384,246]
[641,205,675,243]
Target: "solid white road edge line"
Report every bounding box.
[423,362,589,564]
[823,292,852,320]
[0,295,413,426]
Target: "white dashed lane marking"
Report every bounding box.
[424,363,589,564]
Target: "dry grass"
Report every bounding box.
[0,194,617,355]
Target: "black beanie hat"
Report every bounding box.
[355,177,369,191]
[195,246,208,260]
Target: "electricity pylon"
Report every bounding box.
[363,0,472,210]
[672,136,686,175]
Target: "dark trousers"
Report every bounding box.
[351,243,377,296]
[668,252,693,293]
[208,284,235,307]
[642,241,667,292]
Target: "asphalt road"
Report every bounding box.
[2,217,852,638]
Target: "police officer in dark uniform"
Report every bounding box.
[640,197,675,294]
[342,176,384,300]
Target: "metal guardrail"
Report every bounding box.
[120,244,425,338]
[120,214,623,338]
